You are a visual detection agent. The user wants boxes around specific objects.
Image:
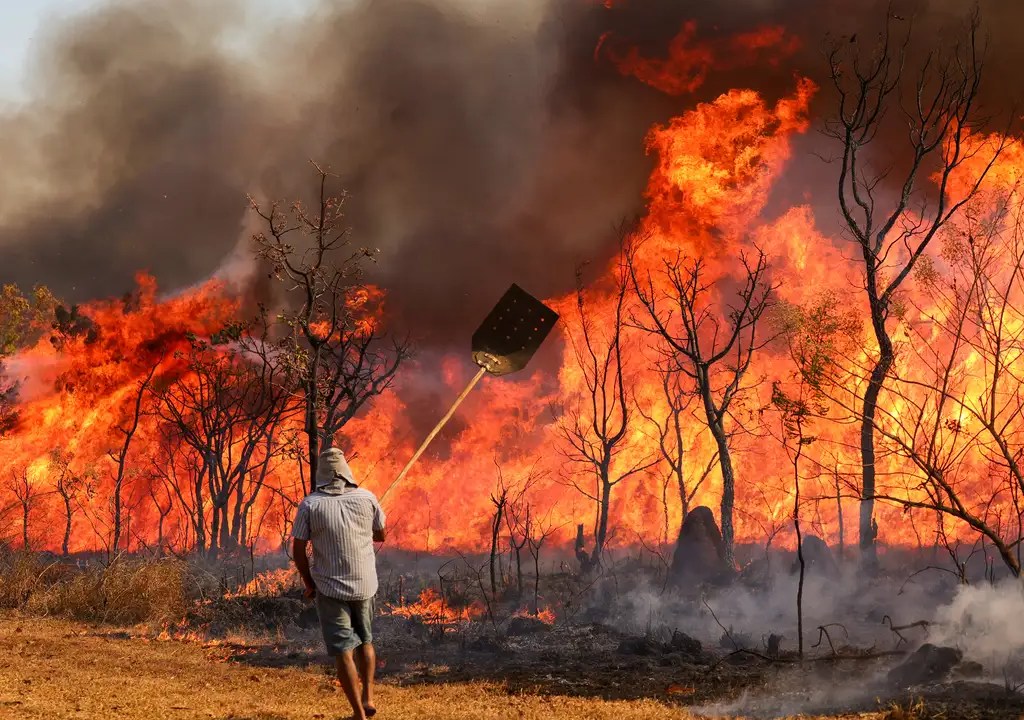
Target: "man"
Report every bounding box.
[292,447,386,720]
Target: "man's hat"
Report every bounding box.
[315,448,357,489]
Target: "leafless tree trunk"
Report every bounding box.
[505,487,537,600]
[489,482,508,596]
[630,241,776,567]
[771,382,823,660]
[153,330,290,557]
[823,8,1008,569]
[865,190,1024,579]
[108,363,158,557]
[560,256,655,569]
[49,449,80,556]
[490,461,540,597]
[8,467,38,550]
[636,364,717,551]
[147,468,175,556]
[526,509,562,617]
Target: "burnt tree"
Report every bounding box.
[636,362,718,549]
[8,467,39,550]
[560,257,655,569]
[108,363,158,557]
[866,192,1024,578]
[153,332,291,557]
[823,9,1008,568]
[630,242,776,567]
[49,449,81,556]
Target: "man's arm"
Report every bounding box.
[290,501,315,598]
[372,496,387,543]
[292,538,316,598]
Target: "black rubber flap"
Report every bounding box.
[471,283,559,376]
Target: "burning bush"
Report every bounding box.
[223,567,299,599]
[384,588,483,626]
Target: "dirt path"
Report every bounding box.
[0,614,708,720]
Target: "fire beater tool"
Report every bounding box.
[378,283,559,502]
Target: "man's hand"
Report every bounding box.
[292,537,317,601]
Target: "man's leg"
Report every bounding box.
[355,643,376,709]
[317,594,366,720]
[335,652,367,720]
[351,599,377,713]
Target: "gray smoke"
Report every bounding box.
[2,0,1021,349]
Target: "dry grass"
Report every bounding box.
[0,551,187,624]
[0,613,931,720]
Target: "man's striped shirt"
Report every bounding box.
[291,486,386,601]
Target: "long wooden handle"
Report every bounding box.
[378,365,489,503]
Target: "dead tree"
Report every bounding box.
[526,508,563,616]
[8,467,38,550]
[146,468,174,556]
[489,475,509,596]
[630,242,776,567]
[823,9,1009,568]
[49,449,81,556]
[489,461,540,597]
[249,163,411,490]
[636,362,718,549]
[771,380,828,660]
[151,423,209,554]
[560,257,656,569]
[504,467,543,600]
[108,363,158,557]
[153,333,290,557]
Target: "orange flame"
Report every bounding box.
[2,19,1023,562]
[383,588,482,625]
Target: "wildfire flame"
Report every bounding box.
[224,568,299,599]
[383,588,482,625]
[1,15,1022,564]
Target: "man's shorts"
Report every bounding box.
[315,593,374,655]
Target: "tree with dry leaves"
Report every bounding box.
[0,284,58,436]
[861,189,1024,578]
[249,163,411,491]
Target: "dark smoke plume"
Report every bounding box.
[0,0,1019,350]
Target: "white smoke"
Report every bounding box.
[926,579,1024,675]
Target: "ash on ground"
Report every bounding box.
[156,542,1024,719]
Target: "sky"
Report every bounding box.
[0,0,91,99]
[0,0,314,102]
